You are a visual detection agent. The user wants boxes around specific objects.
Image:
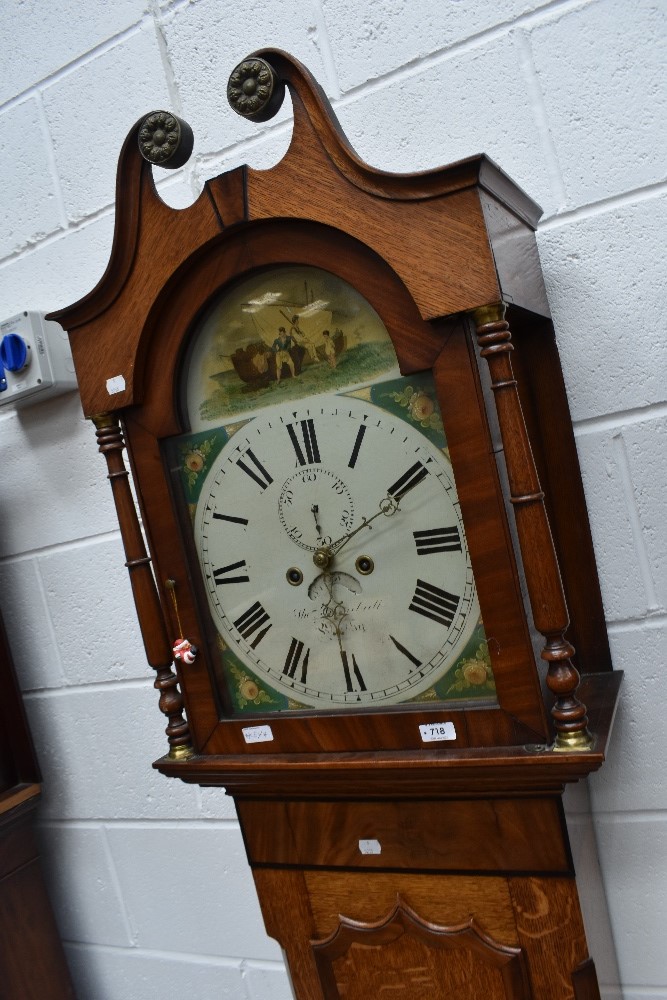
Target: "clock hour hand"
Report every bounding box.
[311,503,323,541]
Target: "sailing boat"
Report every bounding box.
[226,283,346,386]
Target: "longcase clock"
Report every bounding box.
[50,50,621,1000]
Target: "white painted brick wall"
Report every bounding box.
[1,1,665,996]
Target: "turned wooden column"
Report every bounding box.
[92,413,194,760]
[471,305,592,750]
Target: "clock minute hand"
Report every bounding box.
[312,499,395,572]
[330,494,400,556]
[331,471,427,555]
[312,477,423,571]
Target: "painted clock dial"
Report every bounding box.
[194,394,479,709]
[172,264,494,714]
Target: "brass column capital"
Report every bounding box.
[470,302,507,327]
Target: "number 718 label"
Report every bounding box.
[419,721,457,743]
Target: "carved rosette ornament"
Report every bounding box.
[137,110,194,169]
[227,57,284,121]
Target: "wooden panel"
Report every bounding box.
[156,670,623,797]
[0,857,76,999]
[250,868,600,1000]
[0,796,41,878]
[510,878,591,1000]
[0,609,40,792]
[572,958,602,1000]
[239,797,571,874]
[305,871,519,944]
[252,868,326,1000]
[312,901,532,999]
[436,321,546,739]
[250,167,500,321]
[480,192,550,317]
[0,608,76,998]
[51,138,223,416]
[509,309,611,675]
[324,939,521,999]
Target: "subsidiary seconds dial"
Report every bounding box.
[195,394,480,709]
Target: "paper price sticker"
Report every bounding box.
[419,721,456,743]
[359,839,382,855]
[106,374,126,395]
[242,724,274,744]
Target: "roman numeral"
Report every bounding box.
[340,650,366,693]
[413,526,461,555]
[212,560,249,585]
[390,635,422,668]
[409,580,460,628]
[233,601,272,647]
[286,419,320,465]
[236,448,273,490]
[283,638,310,683]
[348,424,367,469]
[212,511,249,526]
[388,461,429,500]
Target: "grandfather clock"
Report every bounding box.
[50,50,620,999]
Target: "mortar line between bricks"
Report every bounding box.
[309,0,342,100]
[513,28,567,210]
[100,824,140,945]
[0,18,150,114]
[573,401,667,437]
[63,938,285,969]
[31,558,70,688]
[0,166,196,277]
[34,92,68,229]
[0,528,124,566]
[0,203,115,271]
[22,676,155,699]
[539,179,667,229]
[156,0,192,16]
[611,431,660,612]
[608,612,667,633]
[149,0,185,118]
[148,1,203,205]
[328,0,594,103]
[586,811,667,824]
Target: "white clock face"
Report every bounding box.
[194,393,480,710]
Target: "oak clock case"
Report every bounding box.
[49,50,621,1000]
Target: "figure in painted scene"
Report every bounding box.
[272,326,296,382]
[322,329,337,369]
[289,314,318,364]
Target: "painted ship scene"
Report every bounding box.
[185,265,400,430]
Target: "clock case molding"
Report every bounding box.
[49,50,620,794]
